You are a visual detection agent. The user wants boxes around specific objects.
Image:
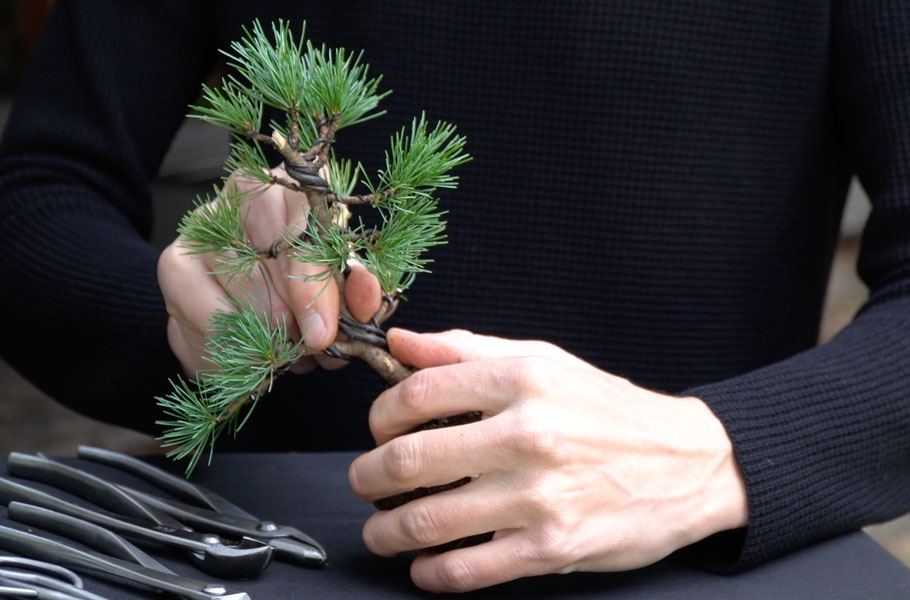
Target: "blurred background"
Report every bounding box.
[0,0,907,566]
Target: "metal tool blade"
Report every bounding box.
[120,486,327,565]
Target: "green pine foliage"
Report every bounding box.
[223,139,273,185]
[158,307,300,475]
[377,115,469,197]
[157,19,469,475]
[176,185,260,275]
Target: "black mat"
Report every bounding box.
[1,452,908,599]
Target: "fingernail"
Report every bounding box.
[301,312,327,347]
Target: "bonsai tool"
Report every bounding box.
[0,477,271,581]
[4,453,273,579]
[0,504,250,600]
[0,554,108,599]
[76,446,327,566]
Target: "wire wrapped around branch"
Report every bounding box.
[285,161,331,192]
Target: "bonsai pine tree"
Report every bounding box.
[156,20,470,475]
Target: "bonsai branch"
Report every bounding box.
[331,339,412,385]
[245,130,273,145]
[216,386,267,425]
[287,109,301,148]
[373,294,400,325]
[300,114,340,162]
[270,173,302,192]
[329,189,393,205]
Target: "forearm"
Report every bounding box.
[687,310,910,569]
[679,0,910,569]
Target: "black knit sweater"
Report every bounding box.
[1,0,908,572]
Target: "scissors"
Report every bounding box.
[76,446,326,566]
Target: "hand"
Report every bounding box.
[349,329,748,592]
[157,169,381,375]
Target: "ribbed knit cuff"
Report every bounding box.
[683,314,910,570]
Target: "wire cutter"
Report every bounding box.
[3,453,273,579]
[76,446,327,566]
[0,502,251,599]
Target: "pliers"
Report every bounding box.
[0,475,272,580]
[75,446,327,566]
[0,503,251,599]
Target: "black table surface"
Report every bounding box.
[1,452,908,599]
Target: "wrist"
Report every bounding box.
[684,396,749,538]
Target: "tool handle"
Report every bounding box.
[76,449,326,565]
[2,480,273,580]
[0,583,37,597]
[7,501,169,572]
[0,477,240,554]
[7,454,179,529]
[0,555,83,588]
[0,584,37,597]
[0,558,108,600]
[0,526,251,600]
[0,477,99,525]
[118,486,255,538]
[77,447,249,519]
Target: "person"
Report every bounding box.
[1,0,909,593]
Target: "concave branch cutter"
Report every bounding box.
[0,502,251,599]
[3,453,273,579]
[76,446,327,566]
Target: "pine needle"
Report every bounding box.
[161,19,470,476]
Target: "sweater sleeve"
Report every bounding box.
[0,1,215,432]
[684,0,910,570]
